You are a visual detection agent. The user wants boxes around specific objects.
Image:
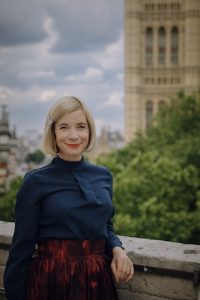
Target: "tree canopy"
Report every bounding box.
[98,90,200,244]
[0,176,22,222]
[26,149,45,163]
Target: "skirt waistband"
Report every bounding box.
[37,239,106,258]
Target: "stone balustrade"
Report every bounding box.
[0,220,200,300]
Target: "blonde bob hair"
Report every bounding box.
[41,96,96,156]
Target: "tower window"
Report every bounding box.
[171,26,179,64]
[159,100,166,110]
[158,27,166,65]
[146,100,153,127]
[146,27,153,65]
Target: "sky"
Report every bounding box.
[0,0,124,137]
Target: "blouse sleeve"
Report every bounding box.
[105,171,124,257]
[3,172,41,300]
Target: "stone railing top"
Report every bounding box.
[1,221,200,273]
[0,221,14,245]
[120,236,200,273]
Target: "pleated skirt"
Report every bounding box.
[26,239,118,300]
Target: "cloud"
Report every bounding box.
[39,90,57,102]
[98,91,123,109]
[47,0,123,53]
[19,70,55,80]
[0,0,123,53]
[96,33,124,70]
[0,86,14,102]
[64,67,103,84]
[1,79,124,136]
[0,0,124,137]
[117,72,124,81]
[0,85,56,108]
[0,0,47,46]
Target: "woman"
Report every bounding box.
[4,96,134,300]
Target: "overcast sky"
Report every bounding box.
[0,0,124,137]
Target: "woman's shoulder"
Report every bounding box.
[21,162,53,185]
[84,160,112,177]
[17,164,53,198]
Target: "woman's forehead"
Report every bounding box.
[57,109,87,124]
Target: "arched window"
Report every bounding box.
[146,27,153,65]
[159,100,166,110]
[171,27,179,64]
[146,100,153,127]
[158,27,166,65]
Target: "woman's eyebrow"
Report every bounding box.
[57,122,88,126]
[77,122,88,125]
[58,122,69,126]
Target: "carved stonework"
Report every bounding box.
[125,0,200,142]
[0,106,18,180]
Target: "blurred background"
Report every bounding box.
[0,0,200,244]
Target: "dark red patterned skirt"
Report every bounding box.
[26,240,118,300]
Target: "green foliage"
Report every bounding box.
[0,176,22,222]
[99,90,200,244]
[26,149,45,163]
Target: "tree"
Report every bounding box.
[26,149,45,163]
[0,176,23,222]
[98,90,200,244]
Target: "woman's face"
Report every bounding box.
[54,109,90,161]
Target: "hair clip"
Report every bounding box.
[47,115,53,126]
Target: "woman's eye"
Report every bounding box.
[78,125,87,129]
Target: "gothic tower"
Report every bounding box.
[0,105,18,181]
[0,105,11,159]
[124,0,200,142]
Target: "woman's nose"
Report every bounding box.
[68,128,79,139]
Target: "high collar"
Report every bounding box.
[51,155,85,169]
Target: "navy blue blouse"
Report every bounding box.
[4,156,123,300]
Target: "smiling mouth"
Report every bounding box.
[67,144,81,148]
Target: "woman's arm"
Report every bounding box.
[105,170,134,283]
[111,246,134,283]
[3,172,41,300]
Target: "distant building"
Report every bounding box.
[0,105,19,183]
[88,127,124,161]
[17,129,43,168]
[125,0,200,142]
[0,106,44,182]
[20,129,42,154]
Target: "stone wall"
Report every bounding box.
[124,0,200,142]
[0,221,200,300]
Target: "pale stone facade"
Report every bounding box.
[125,0,200,142]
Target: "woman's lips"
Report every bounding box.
[67,144,81,148]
